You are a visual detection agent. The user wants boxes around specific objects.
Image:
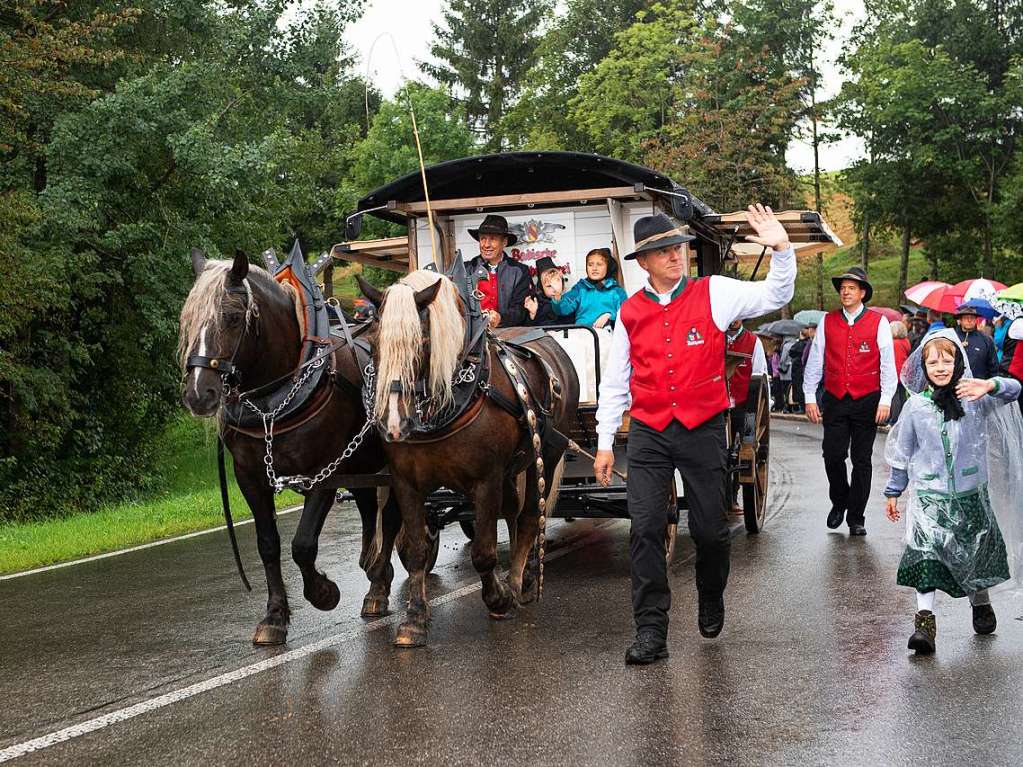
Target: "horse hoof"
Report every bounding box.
[361,596,390,618]
[252,623,287,646]
[304,579,341,611]
[394,622,428,648]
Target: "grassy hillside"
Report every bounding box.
[789,244,930,312]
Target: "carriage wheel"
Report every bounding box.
[741,375,771,533]
[665,486,679,564]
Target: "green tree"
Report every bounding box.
[644,22,801,211]
[421,0,552,151]
[569,1,698,163]
[503,0,648,150]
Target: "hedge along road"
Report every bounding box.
[2,422,1022,766]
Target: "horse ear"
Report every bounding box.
[191,247,206,277]
[356,274,384,308]
[231,249,249,281]
[414,280,442,312]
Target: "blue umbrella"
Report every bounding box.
[957,297,997,320]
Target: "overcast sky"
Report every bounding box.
[344,0,867,172]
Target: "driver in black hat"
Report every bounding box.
[464,214,531,328]
[802,267,897,537]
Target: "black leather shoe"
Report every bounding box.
[972,603,997,635]
[625,635,668,665]
[827,507,845,529]
[848,524,867,536]
[698,597,725,638]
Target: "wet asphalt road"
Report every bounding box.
[2,421,1022,766]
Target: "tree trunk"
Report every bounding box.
[899,222,911,298]
[815,252,824,310]
[860,214,870,271]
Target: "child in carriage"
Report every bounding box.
[524,256,573,327]
[547,247,627,329]
[884,328,1023,654]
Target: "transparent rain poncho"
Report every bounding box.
[885,328,1023,598]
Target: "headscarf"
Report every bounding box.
[585,248,616,291]
[928,341,965,423]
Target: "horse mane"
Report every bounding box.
[177,260,293,371]
[374,270,465,417]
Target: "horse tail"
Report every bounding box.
[363,486,389,574]
[544,455,566,518]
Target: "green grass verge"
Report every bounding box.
[0,416,302,575]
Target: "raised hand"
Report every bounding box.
[746,204,791,252]
[956,377,995,401]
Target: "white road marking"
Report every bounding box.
[0,505,303,582]
[0,456,794,762]
[0,521,623,763]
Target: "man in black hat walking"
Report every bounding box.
[464,214,531,328]
[593,206,795,665]
[802,267,897,536]
[954,305,998,379]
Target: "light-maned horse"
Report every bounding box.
[358,270,579,647]
[179,250,401,645]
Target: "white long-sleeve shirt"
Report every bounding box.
[1009,318,1023,340]
[751,336,768,377]
[595,247,796,450]
[801,305,897,406]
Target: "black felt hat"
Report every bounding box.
[468,214,517,246]
[831,266,874,304]
[954,304,980,318]
[533,256,565,279]
[624,213,696,260]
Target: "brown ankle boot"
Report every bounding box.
[908,610,936,654]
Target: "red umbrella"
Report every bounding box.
[904,280,949,306]
[947,278,1007,304]
[869,306,902,322]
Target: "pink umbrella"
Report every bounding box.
[948,278,1007,304]
[869,306,902,322]
[905,281,960,313]
[904,280,950,307]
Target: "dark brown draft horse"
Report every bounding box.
[358,270,579,647]
[179,250,401,645]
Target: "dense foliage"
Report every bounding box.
[4,0,1023,522]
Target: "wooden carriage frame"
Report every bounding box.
[331,152,841,565]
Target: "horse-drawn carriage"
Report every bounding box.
[332,152,840,562]
[182,151,839,647]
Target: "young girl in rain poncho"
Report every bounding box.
[884,328,1023,654]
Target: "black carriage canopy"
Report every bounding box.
[333,151,841,273]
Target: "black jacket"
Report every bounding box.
[527,294,573,327]
[955,327,998,379]
[465,254,532,327]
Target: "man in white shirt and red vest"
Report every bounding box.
[593,206,795,665]
[802,267,897,536]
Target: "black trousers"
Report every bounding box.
[820,390,880,527]
[626,415,730,639]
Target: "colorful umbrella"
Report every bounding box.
[996,283,1023,302]
[992,298,1023,320]
[951,278,1006,303]
[868,306,902,322]
[955,297,998,320]
[904,281,950,307]
[793,309,825,325]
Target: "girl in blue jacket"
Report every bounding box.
[550,247,628,328]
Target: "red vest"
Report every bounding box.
[823,308,882,399]
[477,270,498,313]
[1009,340,1023,380]
[727,328,758,407]
[619,278,729,430]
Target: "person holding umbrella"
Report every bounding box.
[802,267,898,536]
[954,305,998,379]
